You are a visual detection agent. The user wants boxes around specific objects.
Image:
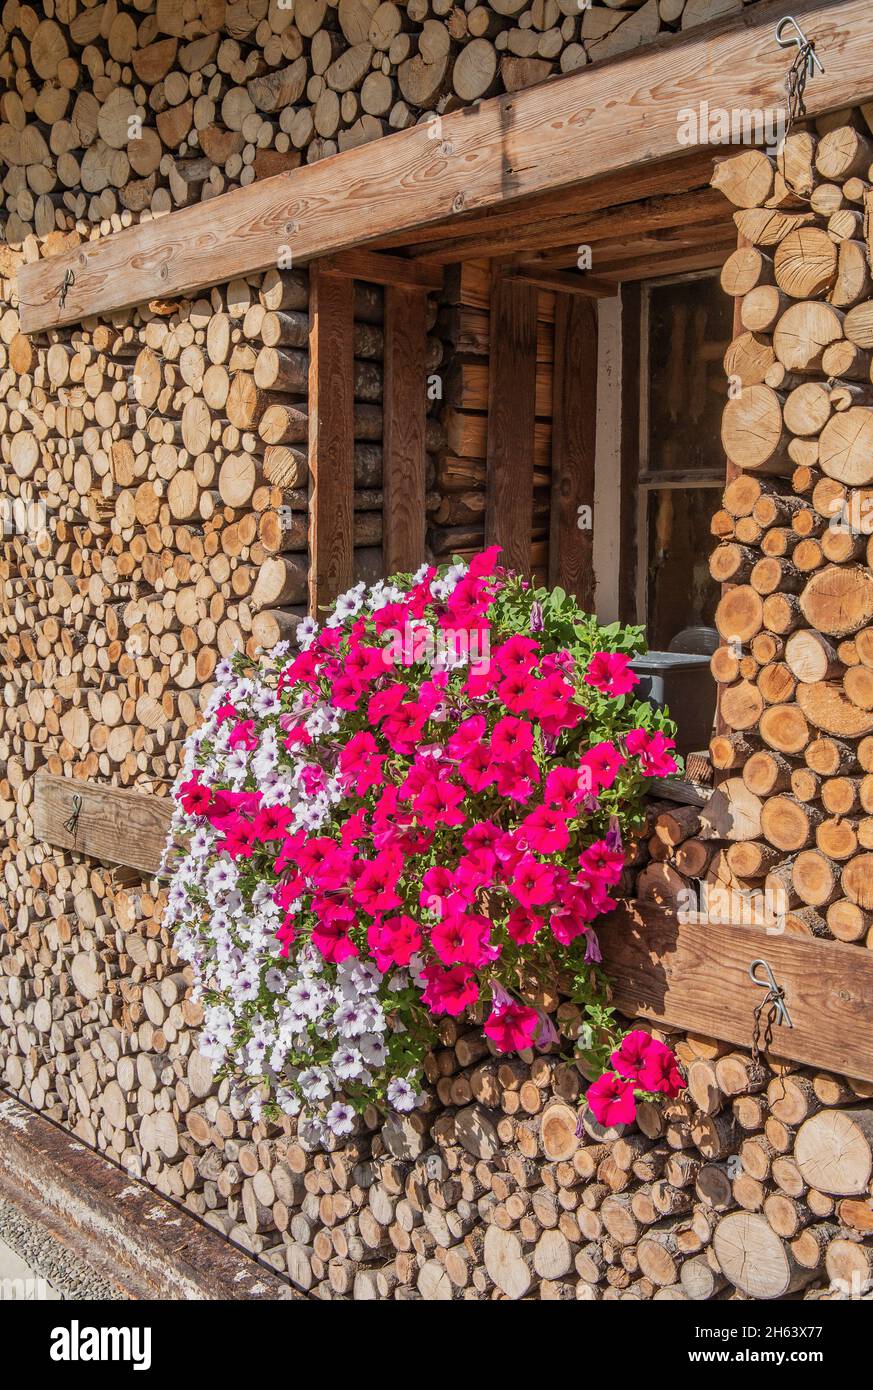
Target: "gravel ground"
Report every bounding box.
[0,1199,127,1301]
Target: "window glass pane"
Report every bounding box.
[646,276,732,474]
[646,486,720,651]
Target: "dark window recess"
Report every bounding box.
[646,487,721,652]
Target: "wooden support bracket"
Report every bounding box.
[17,0,872,332]
[32,772,173,877]
[599,901,873,1084]
[318,249,443,291]
[507,267,617,298]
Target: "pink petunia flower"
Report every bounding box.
[586,1072,638,1127]
[638,1041,684,1097]
[609,1029,655,1080]
[509,854,556,909]
[484,1001,539,1053]
[584,651,640,697]
[420,963,479,1016]
[579,740,626,793]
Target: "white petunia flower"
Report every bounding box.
[326,1101,356,1136]
[387,1076,418,1113]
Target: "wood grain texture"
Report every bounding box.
[308,265,355,612]
[599,901,873,1083]
[507,269,617,299]
[383,285,427,576]
[549,293,597,606]
[485,273,538,575]
[320,250,443,291]
[619,281,641,623]
[32,772,173,876]
[18,0,871,332]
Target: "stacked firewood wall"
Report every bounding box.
[433,260,553,579]
[0,0,767,255]
[709,114,873,944]
[3,787,873,1300]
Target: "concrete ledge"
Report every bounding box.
[0,1093,300,1300]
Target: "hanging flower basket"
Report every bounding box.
[164,549,685,1145]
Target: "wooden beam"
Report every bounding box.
[32,773,173,877]
[485,274,539,575]
[599,901,873,1084]
[308,265,355,613]
[397,168,723,262]
[383,285,428,576]
[549,294,597,607]
[506,268,617,299]
[18,0,871,332]
[602,243,738,282]
[319,249,443,291]
[532,217,736,273]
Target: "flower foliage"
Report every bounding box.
[164,549,683,1144]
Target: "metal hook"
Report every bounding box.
[58,268,75,311]
[748,957,793,1028]
[64,793,82,836]
[775,16,825,76]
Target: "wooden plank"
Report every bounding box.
[599,901,873,1084]
[383,285,428,575]
[619,281,642,623]
[309,265,355,612]
[393,151,720,261]
[18,0,870,332]
[485,274,538,575]
[32,772,172,877]
[549,294,597,607]
[506,268,617,299]
[319,249,443,291]
[601,244,739,282]
[643,776,710,806]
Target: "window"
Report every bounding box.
[637,272,733,650]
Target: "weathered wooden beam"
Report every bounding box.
[599,901,873,1085]
[549,293,597,606]
[603,243,739,282]
[32,772,173,876]
[319,249,443,291]
[485,274,538,575]
[383,285,428,576]
[308,264,355,613]
[389,150,720,259]
[506,268,617,298]
[0,1092,296,1300]
[17,0,868,332]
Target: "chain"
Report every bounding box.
[58,268,75,311]
[63,793,83,836]
[748,958,793,1064]
[776,17,825,138]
